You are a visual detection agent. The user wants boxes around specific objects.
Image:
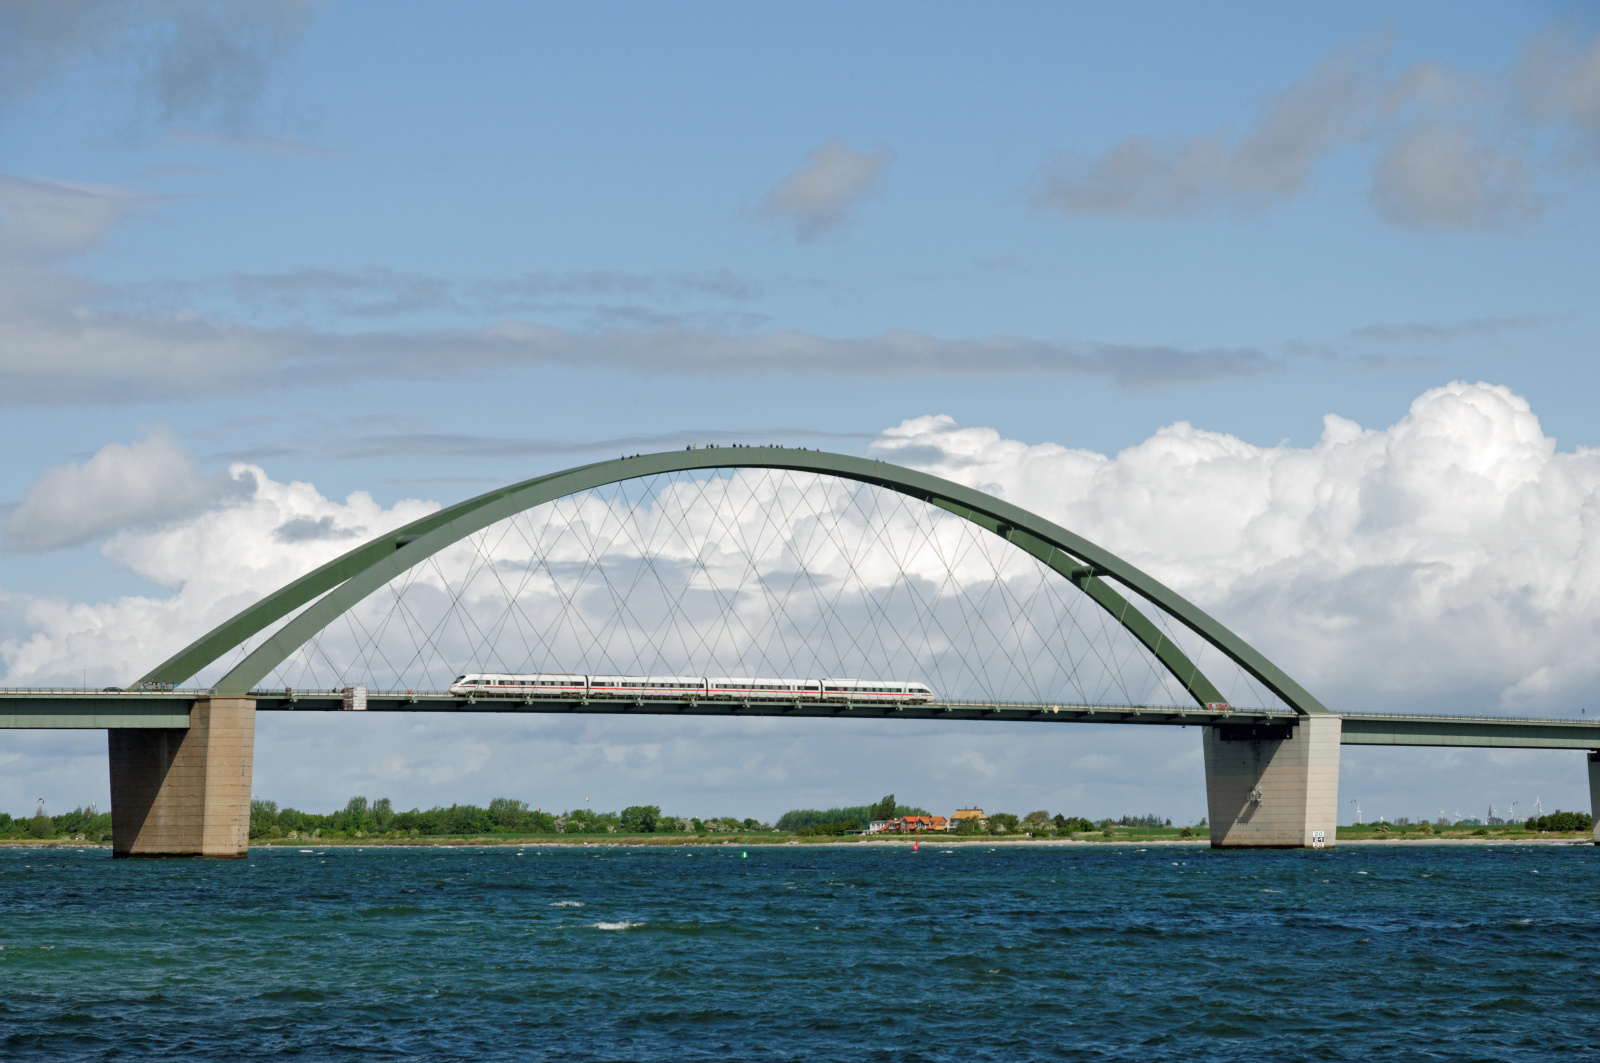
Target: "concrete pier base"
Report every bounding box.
[108,697,255,858]
[1589,751,1599,845]
[1204,715,1341,848]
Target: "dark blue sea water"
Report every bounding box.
[1,842,1596,1061]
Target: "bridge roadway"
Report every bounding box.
[4,688,1600,749]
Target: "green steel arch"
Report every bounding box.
[139,448,1328,715]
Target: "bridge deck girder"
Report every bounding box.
[1337,713,1600,750]
[4,691,1599,749]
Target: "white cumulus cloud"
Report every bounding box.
[0,463,434,686]
[871,382,1600,714]
[2,427,255,551]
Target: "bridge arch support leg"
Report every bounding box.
[1203,716,1341,849]
[108,697,255,858]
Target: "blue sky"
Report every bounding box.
[1,2,1598,824]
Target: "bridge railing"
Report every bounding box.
[1336,710,1600,728]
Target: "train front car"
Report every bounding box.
[449,673,488,694]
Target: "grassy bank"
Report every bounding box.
[1337,823,1593,841]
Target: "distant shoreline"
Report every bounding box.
[3,834,1592,850]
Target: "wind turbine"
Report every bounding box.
[1350,798,1363,825]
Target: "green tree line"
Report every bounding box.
[0,807,113,841]
[1,796,1204,844]
[775,794,930,833]
[1525,809,1593,832]
[773,797,1130,837]
[248,797,769,839]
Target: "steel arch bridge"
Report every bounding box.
[4,446,1598,856]
[139,446,1328,716]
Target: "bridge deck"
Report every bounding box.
[2,690,1598,748]
[1336,712,1600,750]
[0,689,1282,728]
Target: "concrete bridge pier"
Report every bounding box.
[1589,751,1600,845]
[1204,715,1341,848]
[107,697,255,858]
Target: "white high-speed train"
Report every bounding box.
[448,673,936,701]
